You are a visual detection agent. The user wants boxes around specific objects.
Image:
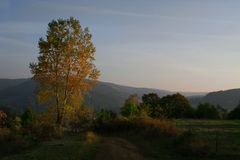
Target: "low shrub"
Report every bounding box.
[94,109,116,125]
[94,116,133,132]
[95,116,181,137]
[32,122,63,140]
[134,118,181,137]
[68,107,94,133]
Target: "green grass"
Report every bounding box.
[113,119,240,160]
[1,133,101,160]
[175,119,240,159]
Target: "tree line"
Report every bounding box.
[120,93,240,120]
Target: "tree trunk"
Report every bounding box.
[56,112,62,125]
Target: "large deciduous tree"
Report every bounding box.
[30,17,100,125]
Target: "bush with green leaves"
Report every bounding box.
[21,108,36,127]
[121,102,138,117]
[121,94,140,118]
[95,108,116,123]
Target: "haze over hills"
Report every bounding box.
[0,78,239,112]
[189,89,240,110]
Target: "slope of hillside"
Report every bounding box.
[189,89,240,110]
[0,79,40,112]
[0,79,172,112]
[0,79,28,91]
[85,81,172,112]
[0,78,206,112]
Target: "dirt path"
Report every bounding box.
[95,137,144,160]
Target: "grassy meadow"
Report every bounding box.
[1,119,240,160]
[176,119,240,158]
[106,119,240,160]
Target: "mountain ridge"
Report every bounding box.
[1,78,239,112]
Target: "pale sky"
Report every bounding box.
[1,0,240,92]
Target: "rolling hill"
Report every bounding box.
[0,79,28,91]
[189,89,240,110]
[0,78,173,113]
[2,78,240,112]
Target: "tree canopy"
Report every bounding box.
[195,103,220,119]
[141,93,161,118]
[121,94,139,117]
[160,93,192,118]
[30,17,100,125]
[140,93,192,119]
